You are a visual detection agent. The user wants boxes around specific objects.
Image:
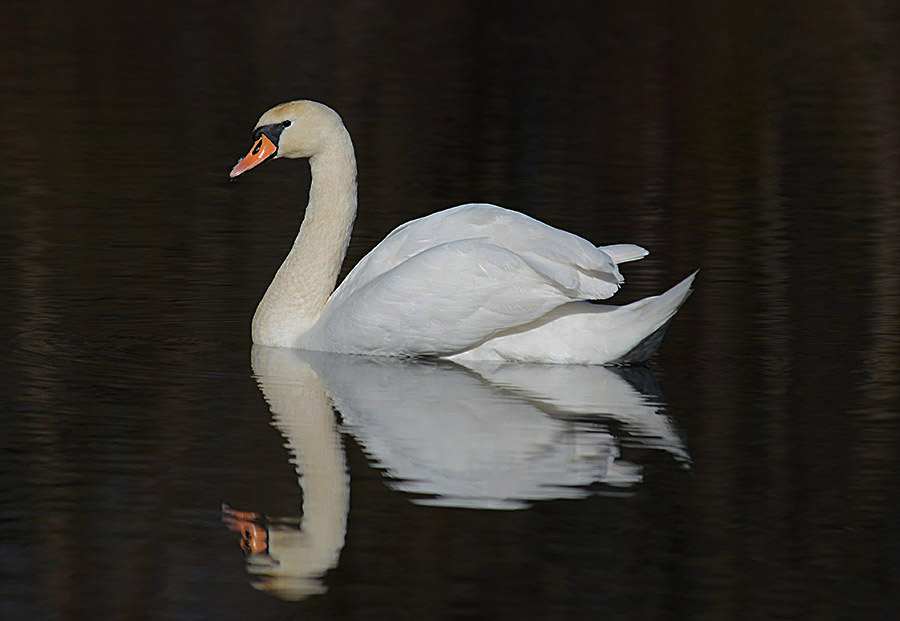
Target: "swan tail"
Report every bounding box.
[609,270,697,364]
[447,271,697,365]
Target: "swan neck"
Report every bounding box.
[252,130,357,347]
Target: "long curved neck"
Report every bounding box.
[252,129,357,347]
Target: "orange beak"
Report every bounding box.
[229,134,278,179]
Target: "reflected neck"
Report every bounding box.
[249,346,349,600]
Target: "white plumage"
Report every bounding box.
[231,100,695,364]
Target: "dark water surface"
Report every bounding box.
[3,1,900,619]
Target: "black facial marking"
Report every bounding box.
[251,121,290,148]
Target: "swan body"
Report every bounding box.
[231,100,695,364]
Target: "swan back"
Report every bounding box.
[329,203,632,309]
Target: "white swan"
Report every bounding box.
[230,100,695,364]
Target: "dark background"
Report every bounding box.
[2,1,899,619]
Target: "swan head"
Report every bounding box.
[230,100,346,179]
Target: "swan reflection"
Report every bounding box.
[225,346,689,600]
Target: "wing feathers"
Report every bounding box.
[599,243,649,264]
[309,204,650,356]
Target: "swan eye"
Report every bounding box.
[282,120,291,128]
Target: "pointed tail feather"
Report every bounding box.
[610,270,697,364]
[447,270,697,365]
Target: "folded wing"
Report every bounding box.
[303,204,649,356]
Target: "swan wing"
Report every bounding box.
[331,203,646,308]
[304,237,595,356]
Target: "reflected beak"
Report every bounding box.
[229,134,278,179]
[222,504,269,555]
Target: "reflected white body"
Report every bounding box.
[307,351,689,509]
[238,101,695,364]
[240,346,688,599]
